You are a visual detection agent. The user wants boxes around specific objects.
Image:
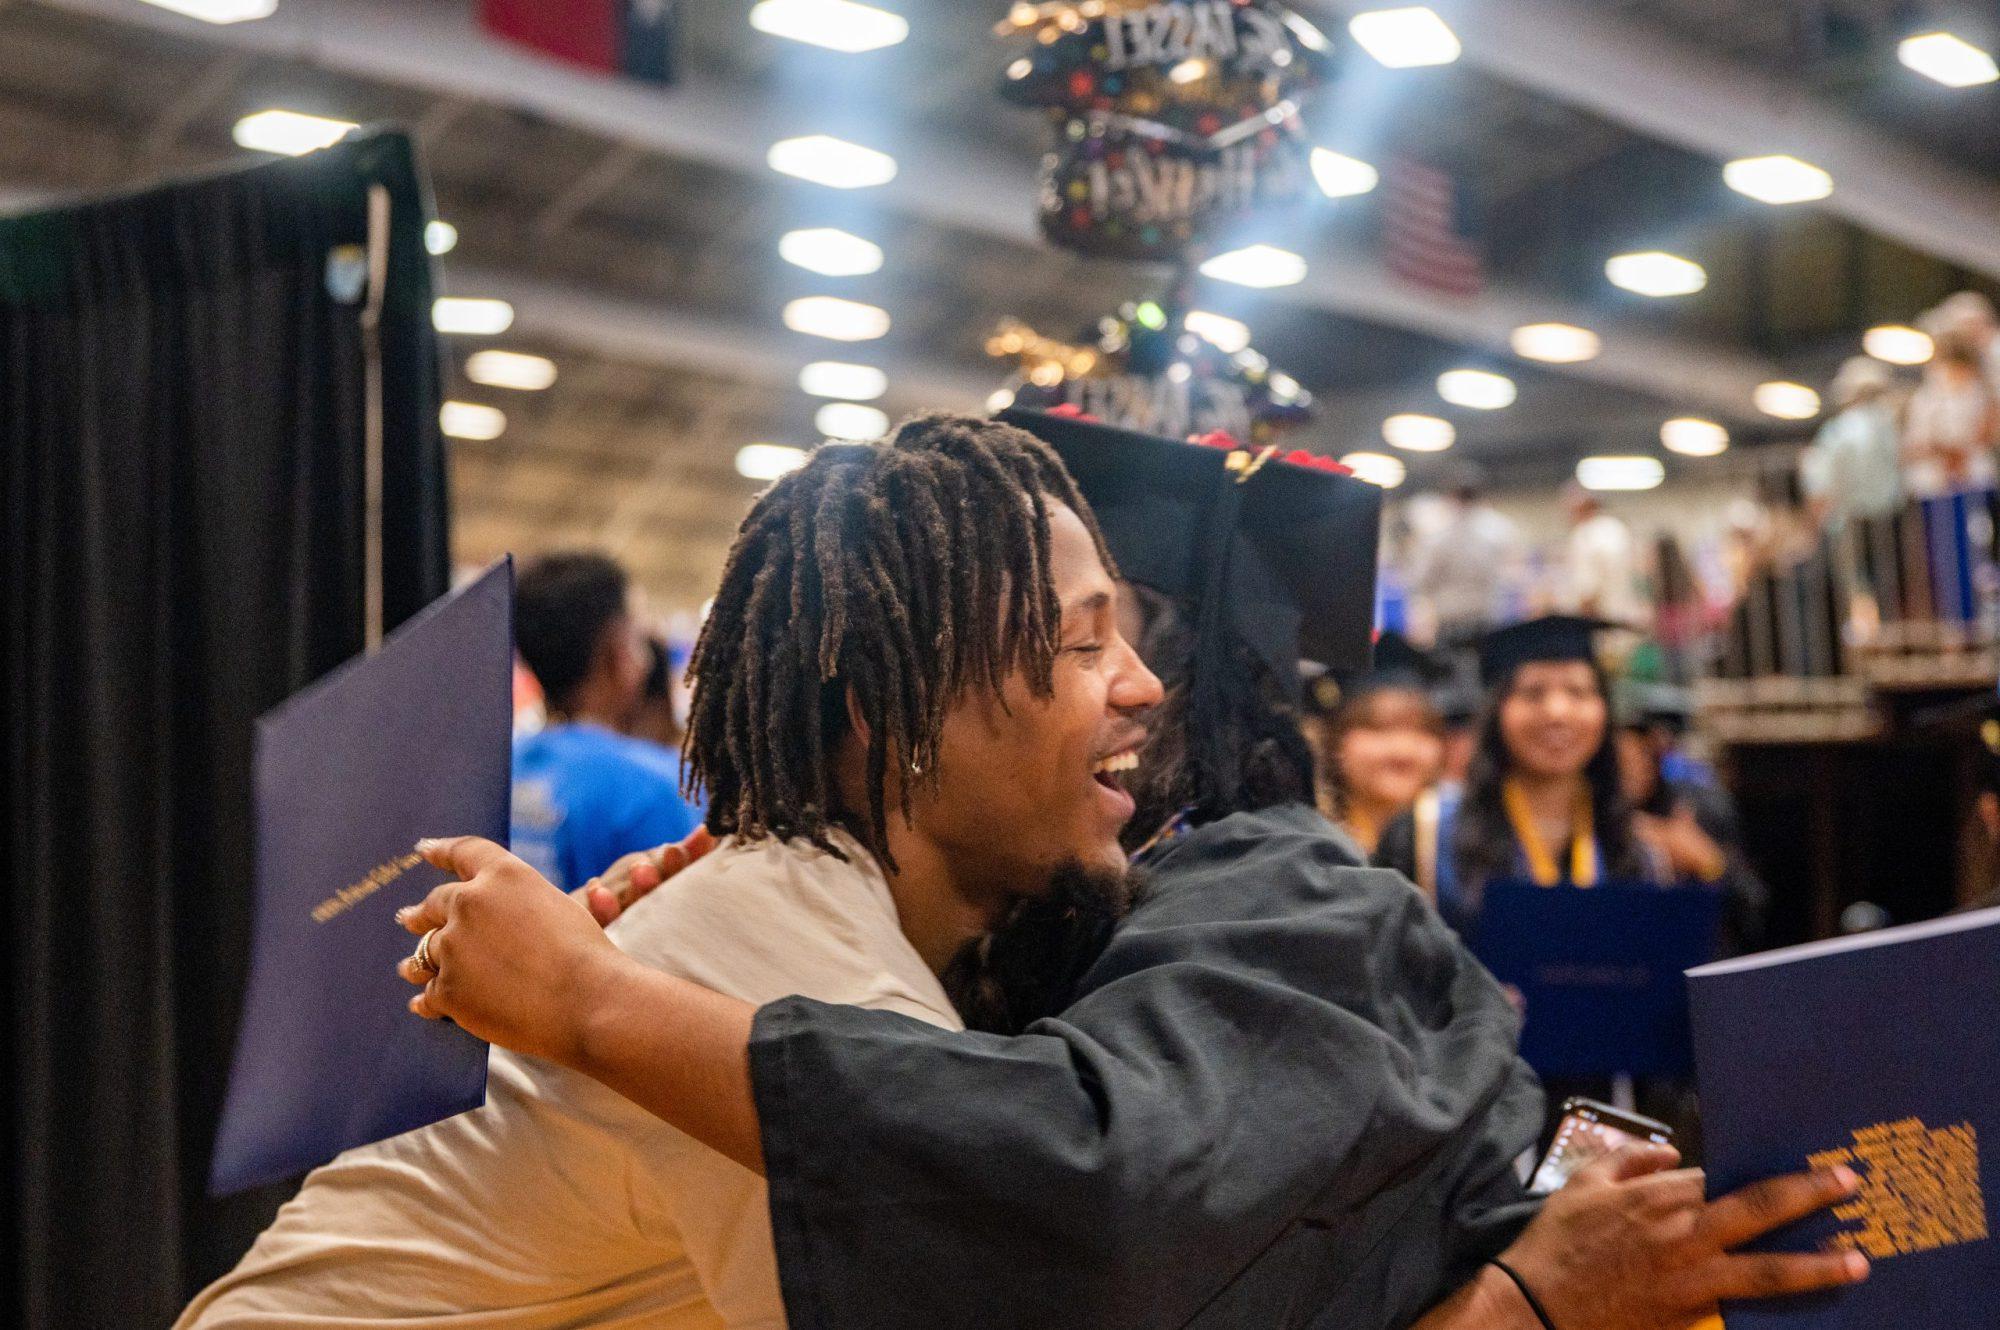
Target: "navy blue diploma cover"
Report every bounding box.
[1690,908,2000,1327]
[1473,880,1722,1079]
[209,560,514,1195]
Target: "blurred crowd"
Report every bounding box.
[1802,291,2000,527]
[1378,289,2000,686]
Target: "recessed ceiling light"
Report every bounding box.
[1754,381,1822,420]
[816,401,890,440]
[749,0,908,52]
[440,401,505,441]
[1340,451,1407,489]
[1723,154,1832,205]
[1510,322,1601,364]
[1184,309,1252,354]
[778,227,884,277]
[424,220,458,255]
[1660,417,1729,457]
[1199,244,1308,288]
[1169,58,1209,83]
[1899,31,1998,87]
[1577,456,1665,491]
[1310,148,1379,199]
[784,296,891,341]
[737,443,809,481]
[232,109,358,156]
[1282,10,1331,51]
[1347,6,1460,67]
[767,135,898,189]
[1437,369,1516,410]
[799,361,887,400]
[1606,250,1707,298]
[139,0,276,24]
[1863,324,1934,365]
[464,349,557,391]
[432,297,515,335]
[1382,413,1456,452]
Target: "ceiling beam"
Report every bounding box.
[42,0,1784,419]
[452,265,1511,452]
[453,264,996,412]
[1306,0,2000,281]
[0,154,1643,452]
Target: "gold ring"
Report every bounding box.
[412,928,439,977]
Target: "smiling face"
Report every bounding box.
[1497,660,1607,781]
[903,500,1162,900]
[1335,690,1444,813]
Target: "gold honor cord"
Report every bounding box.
[1501,778,1599,887]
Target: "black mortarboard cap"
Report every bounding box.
[1433,680,1483,728]
[1615,679,1694,731]
[1304,631,1443,717]
[1360,631,1439,689]
[1476,614,1616,687]
[1911,689,2000,794]
[1000,407,1382,682]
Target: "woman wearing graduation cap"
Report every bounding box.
[1376,615,1666,935]
[396,414,1873,1330]
[1304,633,1448,857]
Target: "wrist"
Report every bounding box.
[1487,1254,1562,1330]
[566,945,644,1074]
[1468,1262,1546,1330]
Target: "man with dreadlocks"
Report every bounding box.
[399,414,1871,1330]
[179,415,1160,1330]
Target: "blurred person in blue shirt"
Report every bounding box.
[511,551,702,890]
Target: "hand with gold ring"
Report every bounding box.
[410,928,440,978]
[396,835,632,1066]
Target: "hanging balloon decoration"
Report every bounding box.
[996,0,1334,261]
[986,2,1335,444]
[987,298,1313,443]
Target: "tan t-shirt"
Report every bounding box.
[176,833,960,1329]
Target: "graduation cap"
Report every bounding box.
[1910,689,2000,794]
[1363,631,1443,686]
[1303,632,1443,718]
[1476,614,1617,687]
[1432,679,1483,729]
[1002,406,1381,811]
[1000,407,1382,683]
[1614,680,1695,732]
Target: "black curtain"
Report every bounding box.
[0,131,450,1328]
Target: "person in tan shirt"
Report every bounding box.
[179,416,1162,1327]
[176,833,959,1330]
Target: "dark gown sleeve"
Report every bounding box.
[1375,808,1419,879]
[750,805,1544,1330]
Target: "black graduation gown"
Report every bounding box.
[747,804,1544,1329]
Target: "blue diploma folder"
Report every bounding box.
[1690,908,2000,1328]
[1473,880,1722,1079]
[209,560,513,1195]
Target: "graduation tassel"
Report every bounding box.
[1184,447,1275,815]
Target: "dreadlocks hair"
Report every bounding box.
[682,413,1111,870]
[1120,581,1316,849]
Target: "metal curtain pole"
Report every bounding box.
[360,181,390,652]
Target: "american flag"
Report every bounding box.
[1382,156,1484,298]
[481,0,678,86]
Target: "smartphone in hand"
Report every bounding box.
[1528,1096,1675,1195]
